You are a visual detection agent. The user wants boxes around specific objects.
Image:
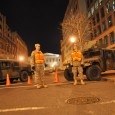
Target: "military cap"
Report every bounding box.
[35,43,40,47]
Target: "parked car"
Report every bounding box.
[0,59,32,82]
[64,48,115,81]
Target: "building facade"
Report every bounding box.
[61,0,87,64]
[87,0,115,49]
[44,53,62,69]
[0,13,28,63]
[61,0,115,64]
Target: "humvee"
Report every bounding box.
[64,48,115,81]
[0,59,32,82]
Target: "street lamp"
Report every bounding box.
[19,56,24,62]
[70,36,76,43]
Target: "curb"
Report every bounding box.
[102,77,115,82]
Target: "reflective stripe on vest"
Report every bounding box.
[72,51,82,61]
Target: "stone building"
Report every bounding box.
[61,0,87,64]
[0,13,28,63]
[61,0,115,64]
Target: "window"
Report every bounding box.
[88,11,91,18]
[0,16,2,21]
[108,16,113,27]
[91,6,94,15]
[90,0,93,4]
[102,21,107,31]
[106,0,111,13]
[95,0,98,9]
[96,12,100,22]
[110,32,115,44]
[87,0,90,8]
[94,29,97,37]
[0,23,1,31]
[99,38,103,45]
[90,33,93,40]
[14,62,19,67]
[101,7,105,18]
[99,0,103,5]
[113,0,115,9]
[97,25,101,35]
[1,62,10,68]
[104,35,108,45]
[92,17,96,25]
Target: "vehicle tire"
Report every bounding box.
[20,71,28,82]
[10,78,18,83]
[86,65,101,81]
[64,69,73,81]
[10,78,14,83]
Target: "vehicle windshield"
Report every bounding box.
[83,50,101,58]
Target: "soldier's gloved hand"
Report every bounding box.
[32,66,35,70]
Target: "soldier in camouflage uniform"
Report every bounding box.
[31,43,48,89]
[71,43,85,85]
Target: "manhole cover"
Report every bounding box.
[65,97,100,105]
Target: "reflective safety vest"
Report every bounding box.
[71,51,82,61]
[34,50,44,64]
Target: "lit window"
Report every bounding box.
[108,16,113,27]
[99,0,103,5]
[106,0,111,13]
[91,6,94,15]
[110,32,115,44]
[95,0,98,9]
[102,21,107,31]
[104,35,108,45]
[113,0,115,10]
[88,11,91,18]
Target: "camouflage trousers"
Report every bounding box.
[34,64,45,85]
[72,61,84,80]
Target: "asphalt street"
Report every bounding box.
[0,71,115,115]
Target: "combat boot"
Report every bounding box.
[36,84,42,89]
[73,80,77,85]
[80,80,85,85]
[43,84,48,88]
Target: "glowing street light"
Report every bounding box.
[19,56,24,62]
[70,36,76,43]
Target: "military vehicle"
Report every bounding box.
[0,59,32,82]
[64,48,115,81]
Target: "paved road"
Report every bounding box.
[0,71,115,115]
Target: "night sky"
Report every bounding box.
[0,0,69,55]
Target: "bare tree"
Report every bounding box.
[61,12,93,51]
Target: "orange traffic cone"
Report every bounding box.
[27,76,32,84]
[54,69,59,83]
[6,74,11,86]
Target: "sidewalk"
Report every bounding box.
[101,70,115,82]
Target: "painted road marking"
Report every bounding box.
[99,100,115,104]
[0,107,47,113]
